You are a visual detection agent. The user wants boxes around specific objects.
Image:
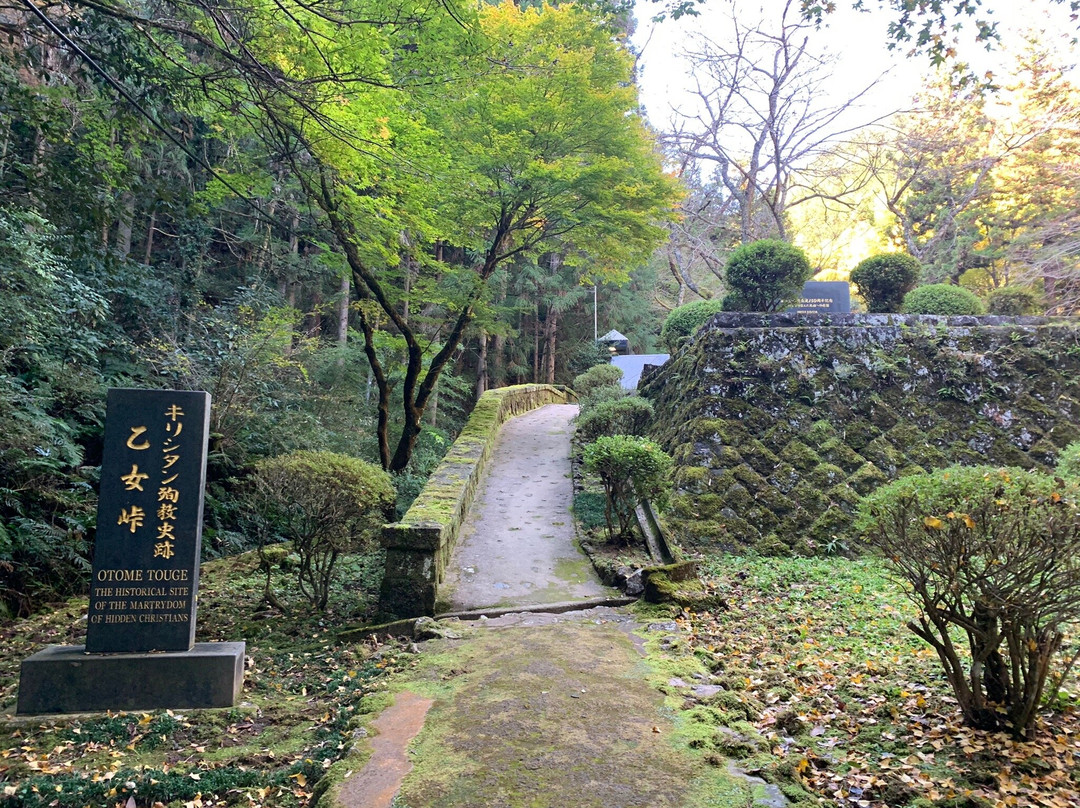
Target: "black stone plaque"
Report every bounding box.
[789,281,851,314]
[86,389,210,653]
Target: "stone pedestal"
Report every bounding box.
[16,642,245,715]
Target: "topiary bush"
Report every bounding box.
[1058,441,1080,480]
[987,286,1039,316]
[577,383,626,416]
[722,239,813,313]
[659,299,725,351]
[856,466,1080,739]
[572,363,623,397]
[902,283,985,315]
[583,435,672,541]
[574,396,654,442]
[849,252,921,313]
[244,450,396,610]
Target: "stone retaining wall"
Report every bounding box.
[641,313,1080,554]
[378,384,573,618]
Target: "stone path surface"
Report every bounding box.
[391,608,747,808]
[440,403,610,612]
[335,404,783,808]
[335,691,433,808]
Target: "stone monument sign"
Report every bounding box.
[790,281,851,314]
[87,389,209,652]
[17,389,245,714]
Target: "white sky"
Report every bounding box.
[631,0,1080,130]
[629,0,1080,275]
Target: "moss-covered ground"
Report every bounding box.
[0,549,417,808]
[7,549,1080,807]
[375,609,756,808]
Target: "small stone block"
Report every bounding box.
[16,642,245,715]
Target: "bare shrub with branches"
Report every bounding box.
[856,466,1080,739]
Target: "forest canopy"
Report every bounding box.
[0,0,678,613]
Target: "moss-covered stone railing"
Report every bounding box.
[378,384,573,618]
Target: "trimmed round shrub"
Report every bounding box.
[987,286,1039,316]
[722,239,813,313]
[849,253,921,313]
[857,466,1080,739]
[572,362,623,397]
[574,396,654,442]
[577,382,625,416]
[583,435,672,541]
[902,283,985,315]
[1059,441,1080,480]
[660,299,725,351]
[245,450,396,610]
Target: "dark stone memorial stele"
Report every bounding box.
[17,389,246,714]
[789,281,852,315]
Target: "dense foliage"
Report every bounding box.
[1059,441,1080,480]
[849,252,921,313]
[987,286,1039,315]
[857,466,1080,738]
[574,396,654,443]
[902,283,986,315]
[572,363,624,397]
[0,0,675,612]
[722,239,812,313]
[243,451,395,610]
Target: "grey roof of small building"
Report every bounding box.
[598,329,629,343]
[611,354,670,390]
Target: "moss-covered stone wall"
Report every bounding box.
[640,313,1080,554]
[379,384,573,618]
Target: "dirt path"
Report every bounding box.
[439,403,610,612]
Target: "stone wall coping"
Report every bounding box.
[695,312,1078,332]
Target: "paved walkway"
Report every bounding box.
[335,404,779,808]
[440,403,610,612]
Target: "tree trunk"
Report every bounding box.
[116,191,135,259]
[544,310,558,384]
[337,274,350,346]
[476,331,488,398]
[307,290,322,337]
[492,333,505,388]
[143,208,156,265]
[533,304,541,383]
[336,273,350,365]
[285,210,300,305]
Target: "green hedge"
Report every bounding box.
[902,283,985,315]
[660,299,725,351]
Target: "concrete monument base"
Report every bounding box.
[16,642,245,715]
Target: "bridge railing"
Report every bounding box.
[378,384,574,618]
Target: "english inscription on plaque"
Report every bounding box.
[86,389,210,653]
